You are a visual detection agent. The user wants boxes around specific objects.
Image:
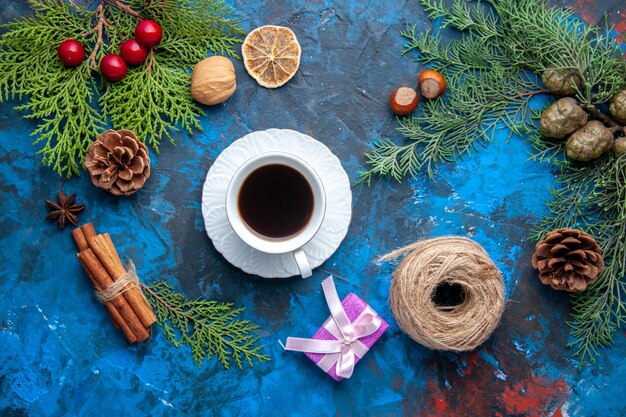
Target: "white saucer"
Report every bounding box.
[201,129,352,278]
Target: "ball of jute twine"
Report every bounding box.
[382,236,505,351]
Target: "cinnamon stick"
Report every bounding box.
[74,225,148,343]
[74,223,157,342]
[76,255,137,343]
[81,223,97,243]
[77,249,150,342]
[88,233,157,327]
[72,227,122,331]
[71,228,89,251]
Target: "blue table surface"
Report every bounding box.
[2,0,626,416]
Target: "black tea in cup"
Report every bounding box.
[238,164,314,238]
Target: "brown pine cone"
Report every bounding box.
[539,97,587,139]
[85,130,150,196]
[614,137,626,156]
[531,228,604,292]
[565,120,613,162]
[541,67,582,97]
[609,89,626,124]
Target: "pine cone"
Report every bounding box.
[614,137,626,156]
[565,120,613,162]
[541,67,582,97]
[539,97,587,139]
[531,228,604,292]
[609,89,626,124]
[85,130,150,196]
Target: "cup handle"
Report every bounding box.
[292,248,312,278]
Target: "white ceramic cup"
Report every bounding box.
[225,151,326,278]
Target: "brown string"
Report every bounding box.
[95,260,140,304]
[383,236,505,351]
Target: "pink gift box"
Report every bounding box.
[304,292,389,381]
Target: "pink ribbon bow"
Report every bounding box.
[281,276,382,379]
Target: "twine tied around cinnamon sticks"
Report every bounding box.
[72,223,157,344]
[383,236,505,352]
[94,260,139,303]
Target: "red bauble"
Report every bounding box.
[120,39,148,66]
[100,54,128,82]
[57,39,85,67]
[135,20,163,48]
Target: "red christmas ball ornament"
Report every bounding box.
[120,39,148,66]
[57,39,85,67]
[99,54,128,82]
[135,20,163,48]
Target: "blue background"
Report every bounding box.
[1,0,626,416]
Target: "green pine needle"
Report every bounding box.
[142,281,270,369]
[0,0,244,177]
[100,57,203,151]
[0,2,104,177]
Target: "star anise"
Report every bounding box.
[45,191,85,229]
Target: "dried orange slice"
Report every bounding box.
[242,25,301,89]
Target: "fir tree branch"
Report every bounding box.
[102,0,143,20]
[141,281,270,369]
[0,0,244,177]
[363,0,626,184]
[403,28,511,75]
[421,0,501,39]
[145,0,245,62]
[25,65,105,177]
[28,0,66,11]
[100,54,203,150]
[528,133,564,163]
[0,3,104,177]
[532,155,626,366]
[147,48,154,74]
[87,4,107,68]
[491,0,626,104]
[584,105,624,133]
[511,89,548,100]
[356,139,420,185]
[360,66,542,181]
